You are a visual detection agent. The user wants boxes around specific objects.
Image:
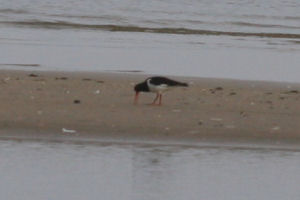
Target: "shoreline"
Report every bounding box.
[1,69,300,146]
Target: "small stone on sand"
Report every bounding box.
[73,100,81,104]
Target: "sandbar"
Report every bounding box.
[1,70,300,146]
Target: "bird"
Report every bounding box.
[134,76,188,105]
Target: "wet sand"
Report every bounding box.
[1,70,300,145]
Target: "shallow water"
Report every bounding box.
[0,0,300,82]
[1,139,300,200]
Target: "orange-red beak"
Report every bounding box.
[134,92,139,105]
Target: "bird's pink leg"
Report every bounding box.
[158,94,162,106]
[151,93,159,105]
[134,92,139,105]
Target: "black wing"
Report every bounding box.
[148,76,188,87]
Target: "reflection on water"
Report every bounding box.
[0,139,300,200]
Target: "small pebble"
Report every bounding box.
[210,118,223,121]
[172,109,181,112]
[28,74,38,77]
[189,130,199,135]
[225,125,235,129]
[73,100,81,104]
[272,126,280,131]
[62,128,76,133]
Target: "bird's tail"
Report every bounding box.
[157,77,189,87]
[177,82,188,87]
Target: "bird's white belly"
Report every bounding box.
[147,80,168,93]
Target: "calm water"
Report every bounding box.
[0,139,300,200]
[0,0,300,82]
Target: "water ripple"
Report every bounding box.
[1,20,300,39]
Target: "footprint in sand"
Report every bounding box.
[28,73,39,77]
[55,77,68,80]
[240,111,248,118]
[265,100,273,104]
[209,87,223,94]
[284,90,299,94]
[82,78,92,81]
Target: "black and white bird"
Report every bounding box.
[134,76,188,105]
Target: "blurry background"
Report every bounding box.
[0,0,300,82]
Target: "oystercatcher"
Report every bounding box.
[134,76,188,105]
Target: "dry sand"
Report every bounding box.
[1,70,300,145]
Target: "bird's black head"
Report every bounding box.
[134,81,149,105]
[134,81,149,92]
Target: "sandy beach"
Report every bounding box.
[1,69,300,144]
